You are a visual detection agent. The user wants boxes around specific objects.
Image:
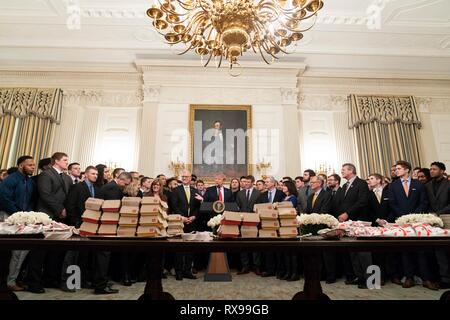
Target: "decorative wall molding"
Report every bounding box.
[331,95,349,112]
[415,97,432,113]
[281,88,299,105]
[299,76,450,97]
[63,89,142,107]
[297,94,348,112]
[82,8,145,19]
[142,85,160,103]
[317,14,369,26]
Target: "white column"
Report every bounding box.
[77,107,100,168]
[416,97,438,167]
[52,91,84,158]
[332,95,357,172]
[281,88,301,176]
[138,85,160,176]
[333,111,356,168]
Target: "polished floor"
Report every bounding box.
[16,271,443,300]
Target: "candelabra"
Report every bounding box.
[105,161,118,170]
[169,159,185,179]
[316,162,334,176]
[256,158,271,179]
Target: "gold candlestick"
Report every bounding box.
[256,159,271,179]
[316,162,334,176]
[168,159,185,179]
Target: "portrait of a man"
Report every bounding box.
[190,105,252,180]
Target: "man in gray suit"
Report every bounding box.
[27,152,72,293]
[297,169,316,213]
[426,162,450,289]
[236,175,261,275]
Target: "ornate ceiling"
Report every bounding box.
[0,0,449,78]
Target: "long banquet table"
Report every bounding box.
[1,236,449,300]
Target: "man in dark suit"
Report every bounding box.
[256,176,285,277]
[426,162,450,214]
[203,173,233,203]
[426,162,450,289]
[26,152,72,293]
[335,163,372,289]
[305,176,332,214]
[137,177,152,198]
[297,169,316,212]
[322,174,343,284]
[36,152,72,220]
[236,175,261,275]
[169,170,201,280]
[389,160,437,290]
[60,166,100,292]
[93,172,131,294]
[388,161,428,220]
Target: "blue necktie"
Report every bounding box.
[89,184,95,197]
[269,190,273,203]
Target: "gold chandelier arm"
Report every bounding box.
[282,14,318,33]
[217,52,223,68]
[176,41,195,55]
[257,43,272,65]
[203,49,214,67]
[197,0,212,14]
[176,0,199,11]
[183,11,208,35]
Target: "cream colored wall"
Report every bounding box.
[137,61,302,178]
[297,76,450,176]
[1,67,449,178]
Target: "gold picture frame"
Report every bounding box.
[189,104,252,183]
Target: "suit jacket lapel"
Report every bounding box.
[315,191,323,208]
[189,187,195,204]
[436,180,447,199]
[250,190,258,204]
[51,167,68,195]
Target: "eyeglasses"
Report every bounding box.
[181,176,190,178]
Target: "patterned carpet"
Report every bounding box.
[16,271,443,300]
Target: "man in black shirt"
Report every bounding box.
[426,162,450,289]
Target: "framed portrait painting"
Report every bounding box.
[189,105,252,181]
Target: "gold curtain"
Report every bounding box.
[349,95,422,179]
[0,88,63,168]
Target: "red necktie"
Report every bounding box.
[218,187,223,202]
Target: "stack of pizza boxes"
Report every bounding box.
[241,212,260,238]
[218,211,242,238]
[117,197,141,236]
[98,200,121,235]
[254,203,279,238]
[277,202,298,238]
[167,214,184,236]
[79,198,104,236]
[138,197,168,237]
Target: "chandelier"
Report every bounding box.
[146,0,323,69]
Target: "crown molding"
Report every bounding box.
[63,89,142,108]
[298,94,348,112]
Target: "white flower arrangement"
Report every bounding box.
[207,214,223,228]
[396,213,443,228]
[296,215,302,227]
[5,211,52,226]
[298,213,339,228]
